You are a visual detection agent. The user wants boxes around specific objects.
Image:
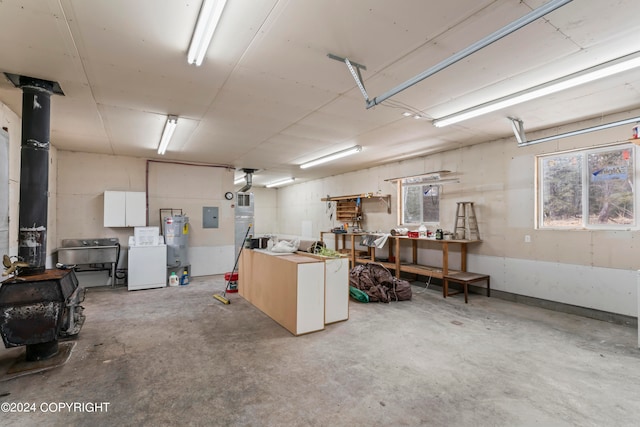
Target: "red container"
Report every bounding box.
[224,271,239,293]
[407,231,419,238]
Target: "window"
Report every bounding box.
[538,144,635,228]
[401,183,440,225]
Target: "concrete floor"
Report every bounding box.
[1,275,639,427]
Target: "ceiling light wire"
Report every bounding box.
[379,99,433,120]
[387,101,431,118]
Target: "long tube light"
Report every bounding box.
[157,115,178,155]
[187,0,228,66]
[518,116,640,147]
[433,51,640,128]
[366,0,572,109]
[265,177,295,188]
[300,145,362,169]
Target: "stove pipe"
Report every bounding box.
[238,168,256,193]
[6,75,63,275]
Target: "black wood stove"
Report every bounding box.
[0,74,85,363]
[0,269,84,360]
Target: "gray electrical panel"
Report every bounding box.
[203,206,219,228]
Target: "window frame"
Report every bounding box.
[398,181,441,226]
[536,142,637,230]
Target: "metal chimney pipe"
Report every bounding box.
[4,74,64,275]
[238,168,256,193]
[19,81,53,274]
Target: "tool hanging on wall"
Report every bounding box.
[326,194,333,221]
[213,223,252,305]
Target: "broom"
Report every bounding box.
[213,223,252,304]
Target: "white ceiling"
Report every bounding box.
[1,0,639,187]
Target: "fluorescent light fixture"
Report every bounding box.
[187,0,228,66]
[518,116,640,147]
[157,115,178,155]
[300,145,362,169]
[433,51,640,127]
[265,177,295,188]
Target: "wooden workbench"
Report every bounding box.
[319,231,480,279]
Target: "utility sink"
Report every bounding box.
[57,238,119,266]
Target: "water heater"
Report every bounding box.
[164,215,190,269]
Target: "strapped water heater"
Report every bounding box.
[164,215,190,280]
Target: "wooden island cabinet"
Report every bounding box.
[239,249,349,336]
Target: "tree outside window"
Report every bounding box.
[538,144,634,228]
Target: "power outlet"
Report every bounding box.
[524,235,531,243]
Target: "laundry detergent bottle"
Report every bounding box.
[169,272,179,287]
[180,270,189,285]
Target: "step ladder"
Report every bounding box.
[454,202,480,241]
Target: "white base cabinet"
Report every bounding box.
[323,257,349,324]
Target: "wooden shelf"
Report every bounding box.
[374,260,397,271]
[321,193,392,218]
[336,200,361,222]
[322,193,377,201]
[398,263,462,279]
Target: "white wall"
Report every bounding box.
[251,187,277,236]
[149,160,237,276]
[57,152,147,252]
[56,153,240,277]
[55,153,281,278]
[0,102,20,258]
[276,110,640,317]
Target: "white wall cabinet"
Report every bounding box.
[104,191,146,227]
